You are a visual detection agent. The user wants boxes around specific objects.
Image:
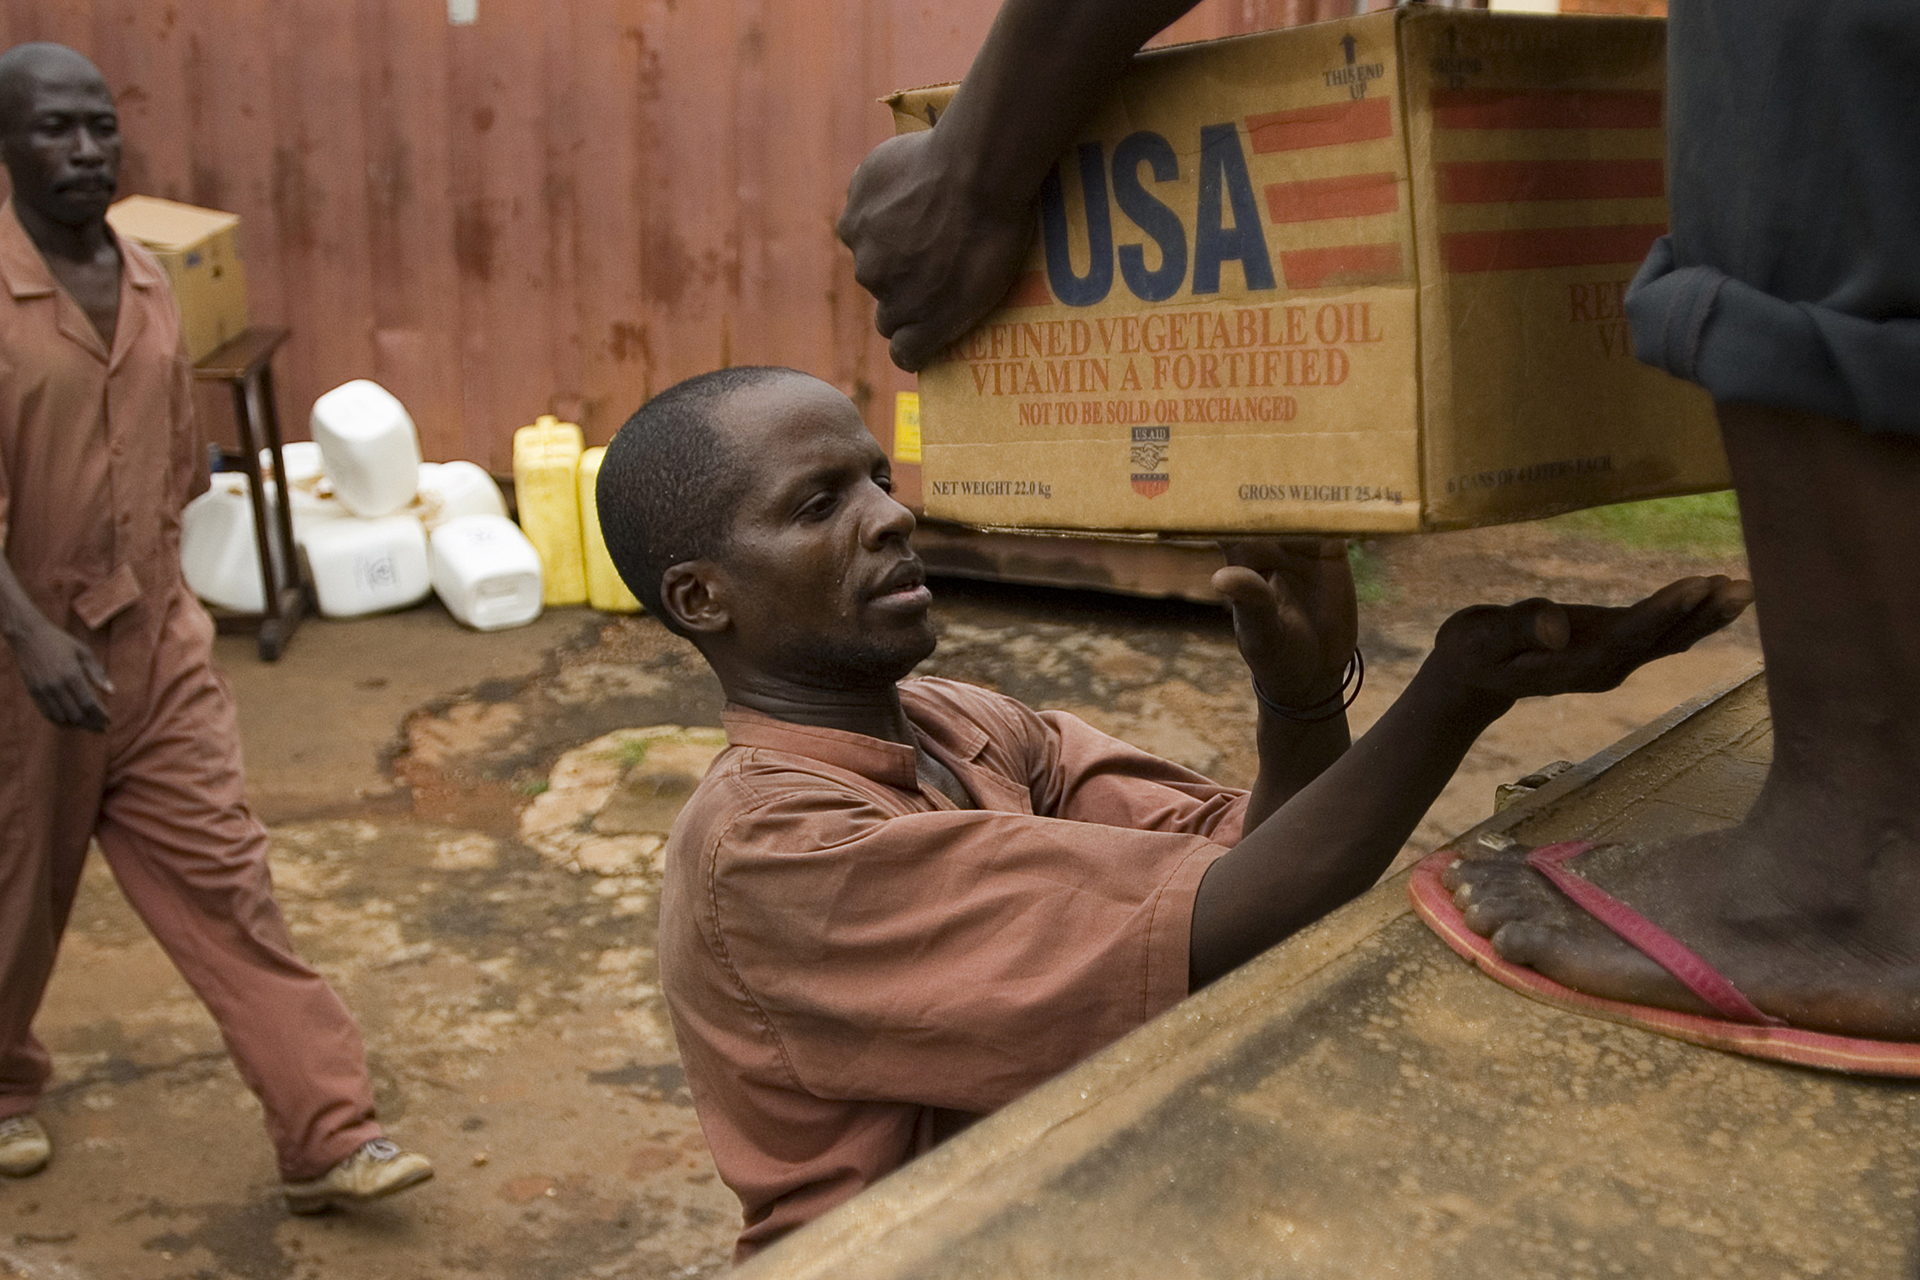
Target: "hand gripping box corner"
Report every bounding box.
[105,195,249,363]
[888,8,1727,535]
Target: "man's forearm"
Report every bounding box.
[1242,706,1350,832]
[1190,665,1509,988]
[932,0,1204,215]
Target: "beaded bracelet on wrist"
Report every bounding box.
[1253,648,1364,724]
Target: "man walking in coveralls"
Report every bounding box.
[0,42,431,1211]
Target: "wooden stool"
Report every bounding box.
[194,326,305,661]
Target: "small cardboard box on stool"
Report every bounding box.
[105,195,249,363]
[888,7,1727,535]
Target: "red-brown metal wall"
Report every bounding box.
[0,0,1412,470]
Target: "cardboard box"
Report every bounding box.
[889,8,1727,534]
[105,195,249,363]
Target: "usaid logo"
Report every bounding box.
[1130,425,1170,499]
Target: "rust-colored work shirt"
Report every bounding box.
[661,677,1249,1260]
[0,199,202,633]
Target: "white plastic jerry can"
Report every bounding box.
[416,460,508,530]
[181,473,285,613]
[287,482,351,538]
[258,439,351,534]
[297,513,432,618]
[310,380,422,517]
[260,440,326,487]
[428,514,544,631]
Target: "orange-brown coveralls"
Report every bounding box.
[0,201,382,1181]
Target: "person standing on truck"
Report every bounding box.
[840,0,1920,1051]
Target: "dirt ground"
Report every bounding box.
[0,521,1758,1280]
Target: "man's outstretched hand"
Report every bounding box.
[1212,538,1358,712]
[838,131,1037,372]
[1428,575,1753,709]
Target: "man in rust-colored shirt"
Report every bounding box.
[595,367,1748,1260]
[674,680,1246,1250]
[0,42,429,1209]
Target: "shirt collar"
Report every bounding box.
[0,198,164,299]
[722,704,920,789]
[0,200,56,299]
[719,681,994,791]
[118,227,163,288]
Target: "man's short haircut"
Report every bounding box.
[597,366,802,635]
[0,44,105,131]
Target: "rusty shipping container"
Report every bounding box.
[0,0,1406,493]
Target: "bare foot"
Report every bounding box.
[1445,827,1920,1039]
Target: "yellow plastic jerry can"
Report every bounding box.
[511,415,588,606]
[577,446,641,614]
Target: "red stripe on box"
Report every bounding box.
[1247,96,1393,154]
[1437,159,1665,203]
[1003,271,1052,308]
[1264,172,1400,223]
[1442,224,1666,273]
[1280,243,1406,290]
[1432,88,1663,130]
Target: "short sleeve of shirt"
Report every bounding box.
[701,695,1241,1117]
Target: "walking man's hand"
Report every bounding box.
[12,617,112,732]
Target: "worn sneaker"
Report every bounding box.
[0,1115,50,1177]
[282,1139,432,1214]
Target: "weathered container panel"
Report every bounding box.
[0,0,1404,470]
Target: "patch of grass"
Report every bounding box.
[613,738,652,769]
[517,776,550,797]
[1349,540,1391,605]
[1544,491,1745,557]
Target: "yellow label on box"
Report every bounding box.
[893,392,923,464]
